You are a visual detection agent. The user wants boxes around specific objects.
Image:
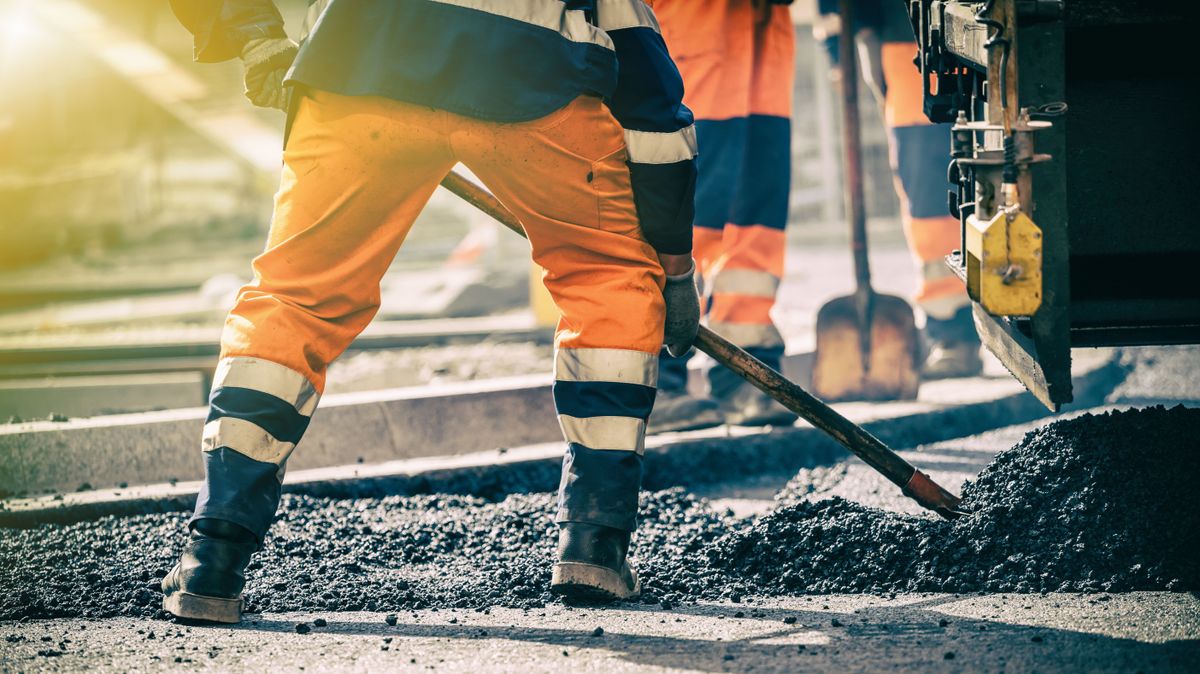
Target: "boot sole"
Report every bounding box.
[551,562,640,602]
[163,591,243,624]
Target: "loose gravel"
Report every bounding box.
[1,405,1195,621]
[712,405,1200,595]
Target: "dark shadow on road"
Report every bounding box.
[234,599,1200,673]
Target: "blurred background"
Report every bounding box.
[0,0,915,421]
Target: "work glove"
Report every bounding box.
[662,262,701,357]
[240,37,299,110]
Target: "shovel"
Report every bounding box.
[437,172,964,520]
[810,0,920,402]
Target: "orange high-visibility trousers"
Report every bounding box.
[816,0,972,336]
[880,42,969,321]
[194,91,665,538]
[653,0,794,397]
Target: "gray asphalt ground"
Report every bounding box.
[5,399,1198,672]
[3,241,1197,672]
[4,593,1197,673]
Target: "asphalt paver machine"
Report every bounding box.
[906,0,1200,409]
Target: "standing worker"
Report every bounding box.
[162,0,700,622]
[816,0,983,377]
[648,0,801,433]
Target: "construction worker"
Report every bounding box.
[816,0,983,378]
[647,0,801,433]
[162,0,700,622]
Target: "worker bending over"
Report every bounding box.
[163,0,699,622]
[648,0,801,433]
[817,0,982,377]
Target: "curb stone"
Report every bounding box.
[0,349,1121,528]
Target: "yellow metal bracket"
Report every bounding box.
[965,207,1043,316]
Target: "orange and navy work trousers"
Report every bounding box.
[819,0,972,339]
[880,41,972,336]
[653,0,795,398]
[192,91,666,538]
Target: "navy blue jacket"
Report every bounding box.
[171,0,697,254]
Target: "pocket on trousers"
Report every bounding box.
[591,147,645,241]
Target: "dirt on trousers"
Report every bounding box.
[0,405,1196,622]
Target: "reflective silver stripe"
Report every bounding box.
[201,418,296,466]
[595,0,660,32]
[211,357,319,417]
[559,415,646,453]
[707,321,785,350]
[624,125,698,165]
[710,269,781,299]
[555,348,658,387]
[427,0,613,50]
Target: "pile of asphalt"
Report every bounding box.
[713,405,1200,595]
[771,464,849,504]
[1,405,1195,621]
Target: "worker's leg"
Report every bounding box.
[654,227,725,393]
[661,0,793,390]
[454,95,663,597]
[165,90,457,622]
[880,41,981,377]
[192,91,457,541]
[702,3,797,424]
[649,0,755,431]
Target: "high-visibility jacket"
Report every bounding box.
[170,0,698,255]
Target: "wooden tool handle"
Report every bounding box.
[699,329,900,483]
[696,326,962,518]
[441,171,526,237]
[838,0,872,293]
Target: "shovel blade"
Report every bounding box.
[810,292,920,402]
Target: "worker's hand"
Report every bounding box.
[662,260,701,358]
[240,37,299,110]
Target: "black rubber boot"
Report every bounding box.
[922,306,984,379]
[161,518,258,624]
[551,523,640,602]
[922,339,984,379]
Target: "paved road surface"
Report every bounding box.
[5,402,1199,672]
[3,594,1196,673]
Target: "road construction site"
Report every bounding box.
[3,155,1197,674]
[2,214,1199,673]
[2,337,1198,672]
[4,2,1199,670]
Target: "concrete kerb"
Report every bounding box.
[0,373,560,497]
[0,351,817,498]
[0,349,1122,528]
